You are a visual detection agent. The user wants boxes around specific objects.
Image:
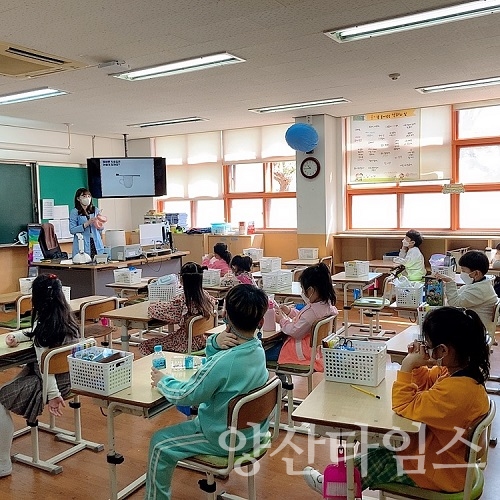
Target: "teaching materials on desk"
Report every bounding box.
[323,340,387,386]
[423,276,444,306]
[323,444,362,500]
[152,345,167,369]
[110,244,142,261]
[344,260,369,278]
[72,233,92,264]
[394,277,424,307]
[68,346,133,396]
[350,384,380,399]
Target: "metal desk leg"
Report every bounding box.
[120,323,130,351]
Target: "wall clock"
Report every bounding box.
[300,157,321,179]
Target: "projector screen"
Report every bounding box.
[87,157,167,198]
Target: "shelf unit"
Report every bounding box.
[333,234,497,273]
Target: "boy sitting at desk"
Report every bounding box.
[393,229,426,282]
[435,250,497,333]
[147,284,270,500]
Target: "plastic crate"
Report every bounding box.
[210,223,231,235]
[202,269,221,286]
[148,281,182,302]
[62,286,71,302]
[19,277,35,294]
[298,248,319,260]
[430,265,455,279]
[395,282,424,307]
[344,260,370,278]
[68,346,133,396]
[260,257,282,273]
[418,302,440,336]
[243,248,264,261]
[323,340,387,386]
[262,270,293,291]
[113,268,143,284]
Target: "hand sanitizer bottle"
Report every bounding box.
[152,345,167,369]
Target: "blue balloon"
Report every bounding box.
[285,123,319,152]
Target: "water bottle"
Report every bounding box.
[263,300,276,333]
[152,345,167,369]
[353,288,361,300]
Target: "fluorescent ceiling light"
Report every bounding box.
[416,76,500,93]
[249,98,350,114]
[325,0,500,42]
[114,52,244,81]
[128,117,208,128]
[0,87,67,105]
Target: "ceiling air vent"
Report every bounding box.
[0,42,86,78]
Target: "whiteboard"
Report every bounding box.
[348,109,421,183]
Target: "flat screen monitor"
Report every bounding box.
[139,223,164,247]
[86,157,167,198]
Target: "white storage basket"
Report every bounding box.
[19,277,35,294]
[395,282,424,307]
[260,257,281,273]
[202,269,221,286]
[262,270,293,291]
[243,248,264,262]
[323,340,387,386]
[62,286,71,302]
[68,346,133,396]
[298,248,319,260]
[344,260,369,278]
[148,281,181,302]
[113,268,143,284]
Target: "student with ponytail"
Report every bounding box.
[201,242,232,276]
[304,306,490,495]
[0,274,80,477]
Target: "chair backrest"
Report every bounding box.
[18,294,32,315]
[40,338,96,401]
[292,267,307,281]
[79,297,120,337]
[186,311,218,353]
[320,256,333,274]
[309,315,336,348]
[38,223,67,260]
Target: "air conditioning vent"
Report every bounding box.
[0,42,86,78]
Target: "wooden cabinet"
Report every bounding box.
[207,234,263,256]
[172,233,209,264]
[333,234,495,273]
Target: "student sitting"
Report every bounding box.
[435,250,497,333]
[147,284,269,500]
[201,242,231,276]
[393,229,426,281]
[221,254,256,286]
[0,274,80,477]
[264,262,338,371]
[304,306,490,495]
[139,262,216,356]
[492,243,500,269]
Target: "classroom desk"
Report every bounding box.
[33,251,189,298]
[205,323,281,341]
[0,291,23,309]
[0,332,36,370]
[292,370,420,500]
[283,258,319,267]
[69,295,109,313]
[331,272,383,334]
[100,300,166,351]
[202,284,231,299]
[106,278,153,298]
[73,352,197,500]
[386,325,420,364]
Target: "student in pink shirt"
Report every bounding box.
[230,254,256,285]
[201,242,232,276]
[264,262,338,371]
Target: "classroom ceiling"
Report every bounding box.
[0,0,500,139]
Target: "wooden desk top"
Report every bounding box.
[369,259,398,270]
[332,271,383,284]
[284,259,319,266]
[73,352,197,407]
[267,282,302,298]
[0,291,24,305]
[386,325,420,358]
[0,332,32,358]
[292,370,420,435]
[105,279,152,291]
[33,250,189,270]
[69,295,109,312]
[102,300,151,322]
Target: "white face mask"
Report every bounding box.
[402,239,410,247]
[460,272,474,285]
[300,292,309,304]
[79,196,91,206]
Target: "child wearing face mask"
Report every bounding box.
[69,187,105,259]
[393,229,426,281]
[263,263,337,371]
[304,307,490,495]
[435,250,497,334]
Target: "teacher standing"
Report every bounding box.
[69,188,105,259]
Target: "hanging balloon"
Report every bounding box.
[285,123,319,152]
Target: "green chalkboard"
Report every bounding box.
[0,163,35,244]
[38,165,88,222]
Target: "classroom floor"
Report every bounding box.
[0,308,499,499]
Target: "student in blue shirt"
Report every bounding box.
[146,284,269,500]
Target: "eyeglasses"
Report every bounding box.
[421,342,442,358]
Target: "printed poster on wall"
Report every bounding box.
[349,109,420,183]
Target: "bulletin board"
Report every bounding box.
[38,165,88,222]
[348,109,421,183]
[0,163,36,244]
